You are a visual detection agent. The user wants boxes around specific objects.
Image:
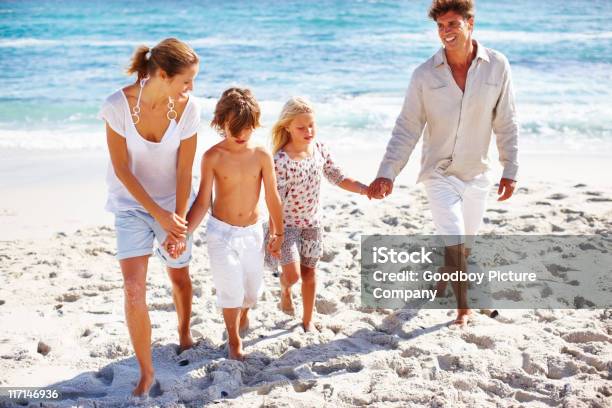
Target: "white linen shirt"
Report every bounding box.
[98,90,201,214]
[377,41,519,183]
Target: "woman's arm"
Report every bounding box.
[175,134,197,219]
[106,123,187,237]
[186,150,215,235]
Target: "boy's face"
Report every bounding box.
[287,113,316,144]
[224,122,254,146]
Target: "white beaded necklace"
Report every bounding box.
[131,76,178,125]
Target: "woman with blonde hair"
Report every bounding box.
[99,37,201,396]
[266,97,369,331]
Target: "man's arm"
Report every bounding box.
[376,70,427,182]
[370,70,426,199]
[492,57,519,201]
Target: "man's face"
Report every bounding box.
[436,11,473,51]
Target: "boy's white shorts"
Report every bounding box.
[207,215,265,308]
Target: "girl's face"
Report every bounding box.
[287,113,315,144]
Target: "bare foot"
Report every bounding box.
[279,285,295,316]
[132,370,155,396]
[178,334,194,354]
[451,309,472,326]
[227,340,245,361]
[239,311,250,338]
[302,321,321,332]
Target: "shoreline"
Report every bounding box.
[1,145,611,241]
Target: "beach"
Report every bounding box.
[2,0,612,406]
[1,147,611,407]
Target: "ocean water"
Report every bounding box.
[0,0,611,153]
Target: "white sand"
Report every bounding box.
[1,147,611,407]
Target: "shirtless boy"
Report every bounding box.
[183,87,283,360]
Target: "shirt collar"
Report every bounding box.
[433,39,489,67]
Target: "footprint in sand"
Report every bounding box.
[292,380,317,393]
[461,333,496,349]
[547,193,568,200]
[312,358,364,375]
[315,298,338,315]
[148,380,163,398]
[382,216,399,226]
[94,366,114,386]
[57,293,81,303]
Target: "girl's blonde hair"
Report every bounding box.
[271,97,314,155]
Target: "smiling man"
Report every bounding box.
[368,0,519,325]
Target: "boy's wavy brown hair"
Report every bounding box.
[211,87,261,137]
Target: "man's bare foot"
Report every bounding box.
[227,340,245,361]
[132,370,155,396]
[239,311,250,338]
[452,309,472,326]
[279,285,295,316]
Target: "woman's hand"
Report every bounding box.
[163,235,187,259]
[156,210,188,239]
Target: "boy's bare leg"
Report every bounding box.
[444,244,470,325]
[279,262,300,315]
[167,266,194,352]
[239,308,250,337]
[300,265,316,332]
[222,307,244,360]
[120,256,155,396]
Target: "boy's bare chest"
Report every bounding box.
[215,155,261,182]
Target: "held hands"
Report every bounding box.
[267,234,283,259]
[163,235,187,259]
[497,178,516,201]
[367,177,394,200]
[157,210,188,239]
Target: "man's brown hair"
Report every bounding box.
[211,87,261,137]
[428,0,475,21]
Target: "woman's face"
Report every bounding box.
[287,113,316,145]
[163,63,199,99]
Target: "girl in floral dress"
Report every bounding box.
[266,97,369,331]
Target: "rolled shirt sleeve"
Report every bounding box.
[493,57,519,181]
[376,68,426,181]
